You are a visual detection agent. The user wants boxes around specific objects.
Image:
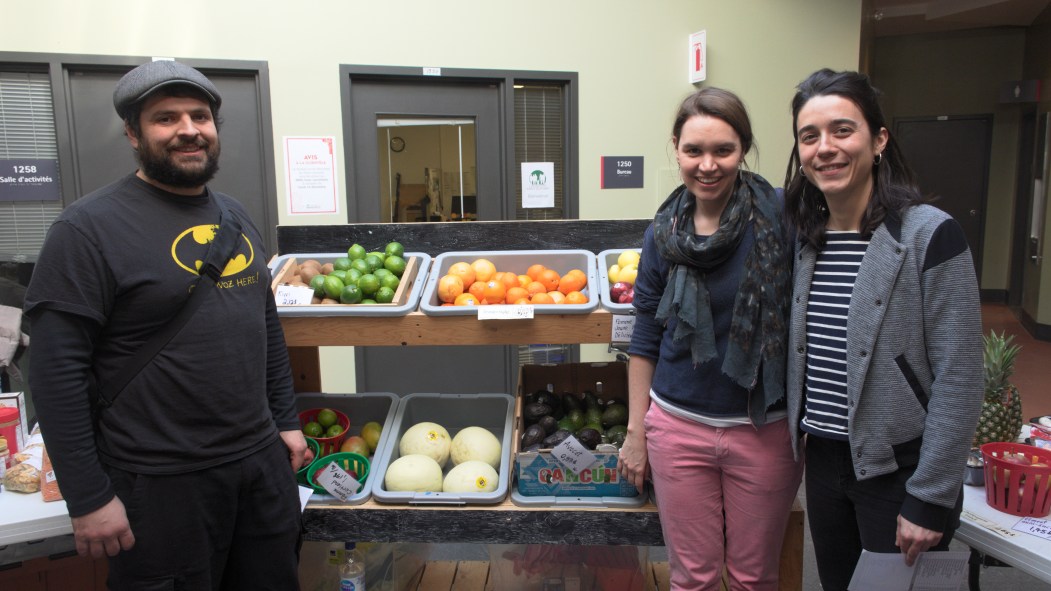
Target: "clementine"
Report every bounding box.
[498,272,520,291]
[468,281,487,302]
[548,291,566,304]
[557,269,588,294]
[564,290,589,305]
[538,268,561,292]
[447,261,476,287]
[526,264,547,281]
[530,292,555,305]
[454,292,479,306]
[505,286,529,304]
[517,274,532,288]
[482,279,507,304]
[524,281,547,298]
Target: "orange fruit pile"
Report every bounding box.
[437,258,590,306]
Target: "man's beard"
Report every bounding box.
[136,138,220,189]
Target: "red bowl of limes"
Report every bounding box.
[298,408,350,456]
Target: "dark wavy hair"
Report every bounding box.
[672,87,755,161]
[783,69,925,249]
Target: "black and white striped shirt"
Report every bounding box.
[801,231,869,440]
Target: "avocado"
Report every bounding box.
[557,415,577,432]
[543,429,572,448]
[566,409,585,431]
[582,390,600,410]
[606,424,628,447]
[538,415,559,435]
[576,427,602,450]
[561,392,582,414]
[584,408,603,428]
[601,403,629,428]
[521,423,546,449]
[524,402,553,424]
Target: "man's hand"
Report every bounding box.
[71,496,135,558]
[280,429,311,471]
[896,514,943,566]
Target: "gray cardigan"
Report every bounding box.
[787,204,983,531]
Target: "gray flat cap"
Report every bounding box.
[113,60,221,118]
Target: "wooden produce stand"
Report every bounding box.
[278,220,803,591]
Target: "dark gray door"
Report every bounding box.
[347,78,504,222]
[345,75,514,396]
[893,116,991,279]
[64,65,278,253]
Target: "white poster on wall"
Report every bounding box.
[521,162,555,209]
[285,136,338,215]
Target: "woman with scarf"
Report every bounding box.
[783,69,982,591]
[617,87,802,590]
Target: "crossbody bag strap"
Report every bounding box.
[96,196,243,408]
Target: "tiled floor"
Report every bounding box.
[981,303,1051,422]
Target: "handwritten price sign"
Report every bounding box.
[551,435,598,475]
[315,461,362,501]
[1013,516,1051,541]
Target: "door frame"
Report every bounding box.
[338,65,579,222]
[0,51,280,254]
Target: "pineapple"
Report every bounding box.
[973,330,1024,447]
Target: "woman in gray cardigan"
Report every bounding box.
[782,69,983,591]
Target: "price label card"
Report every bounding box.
[1013,516,1051,541]
[551,435,598,475]
[275,285,315,305]
[477,305,535,320]
[315,461,362,501]
[611,315,636,343]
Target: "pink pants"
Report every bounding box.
[646,403,803,591]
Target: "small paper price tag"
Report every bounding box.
[551,435,598,475]
[611,315,636,343]
[477,305,534,320]
[1013,516,1051,541]
[316,461,362,501]
[275,285,315,306]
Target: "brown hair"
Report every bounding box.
[672,87,754,159]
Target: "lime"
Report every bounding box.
[361,298,377,305]
[325,424,344,438]
[339,284,363,304]
[373,268,393,280]
[333,257,353,272]
[350,258,370,275]
[365,254,384,273]
[322,275,345,300]
[317,408,338,428]
[358,273,380,296]
[384,255,407,277]
[366,251,386,262]
[330,269,348,283]
[303,422,324,438]
[309,274,327,297]
[345,268,363,286]
[347,244,367,260]
[385,241,405,258]
[375,286,395,304]
[379,273,400,291]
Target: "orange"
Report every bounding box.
[499,272,520,291]
[505,286,529,304]
[471,259,497,283]
[526,264,547,281]
[524,281,547,298]
[437,275,464,303]
[468,281,486,302]
[537,268,561,292]
[564,290,589,305]
[447,261,476,287]
[548,291,566,304]
[511,297,530,305]
[530,292,555,305]
[453,292,479,306]
[557,269,588,294]
[517,274,532,288]
[482,279,507,304]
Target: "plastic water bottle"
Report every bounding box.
[338,543,365,591]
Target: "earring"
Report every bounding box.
[874,152,883,166]
[799,165,806,178]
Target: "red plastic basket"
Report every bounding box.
[298,408,351,456]
[980,442,1051,517]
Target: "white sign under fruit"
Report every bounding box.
[450,426,502,469]
[443,460,499,493]
[399,422,452,467]
[385,454,444,492]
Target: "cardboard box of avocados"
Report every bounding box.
[514,362,638,498]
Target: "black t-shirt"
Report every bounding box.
[25,174,297,513]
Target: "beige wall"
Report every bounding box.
[871,28,1027,294]
[0,0,861,223]
[1024,9,1051,326]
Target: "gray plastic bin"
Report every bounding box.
[419,250,598,315]
[295,392,398,505]
[269,252,431,316]
[596,248,641,314]
[370,393,514,505]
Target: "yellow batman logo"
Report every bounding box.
[171,224,254,277]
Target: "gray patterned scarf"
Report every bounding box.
[653,171,791,410]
